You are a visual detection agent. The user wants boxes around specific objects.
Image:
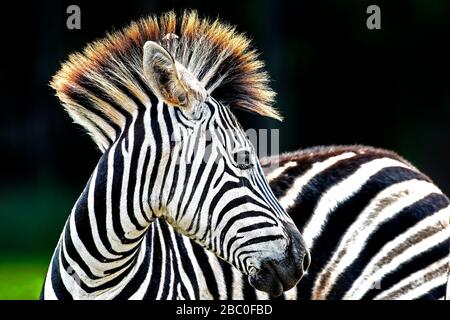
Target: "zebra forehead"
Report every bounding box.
[51,11,281,143]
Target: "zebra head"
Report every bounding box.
[50,11,311,298]
[142,40,310,297]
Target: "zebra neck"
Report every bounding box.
[53,131,159,294]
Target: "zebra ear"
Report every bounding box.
[143,41,207,109]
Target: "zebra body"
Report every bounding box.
[263,146,449,300]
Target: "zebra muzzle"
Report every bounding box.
[248,222,310,297]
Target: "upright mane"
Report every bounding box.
[51,10,279,151]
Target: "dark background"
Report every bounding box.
[0,0,449,298]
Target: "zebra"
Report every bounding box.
[41,11,450,300]
[49,145,447,300]
[41,11,310,300]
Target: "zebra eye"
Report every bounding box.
[233,149,254,170]
[177,92,187,106]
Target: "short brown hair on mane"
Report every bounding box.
[51,10,280,151]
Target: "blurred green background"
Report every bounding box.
[0,0,449,299]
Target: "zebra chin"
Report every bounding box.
[248,222,310,297]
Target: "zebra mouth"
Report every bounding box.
[248,262,287,297]
[248,254,308,297]
[248,223,310,297]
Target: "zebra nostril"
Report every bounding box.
[302,250,311,273]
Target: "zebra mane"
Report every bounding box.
[51,10,279,151]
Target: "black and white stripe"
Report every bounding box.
[266,146,449,300]
[44,11,449,300]
[42,143,449,300]
[41,92,306,299]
